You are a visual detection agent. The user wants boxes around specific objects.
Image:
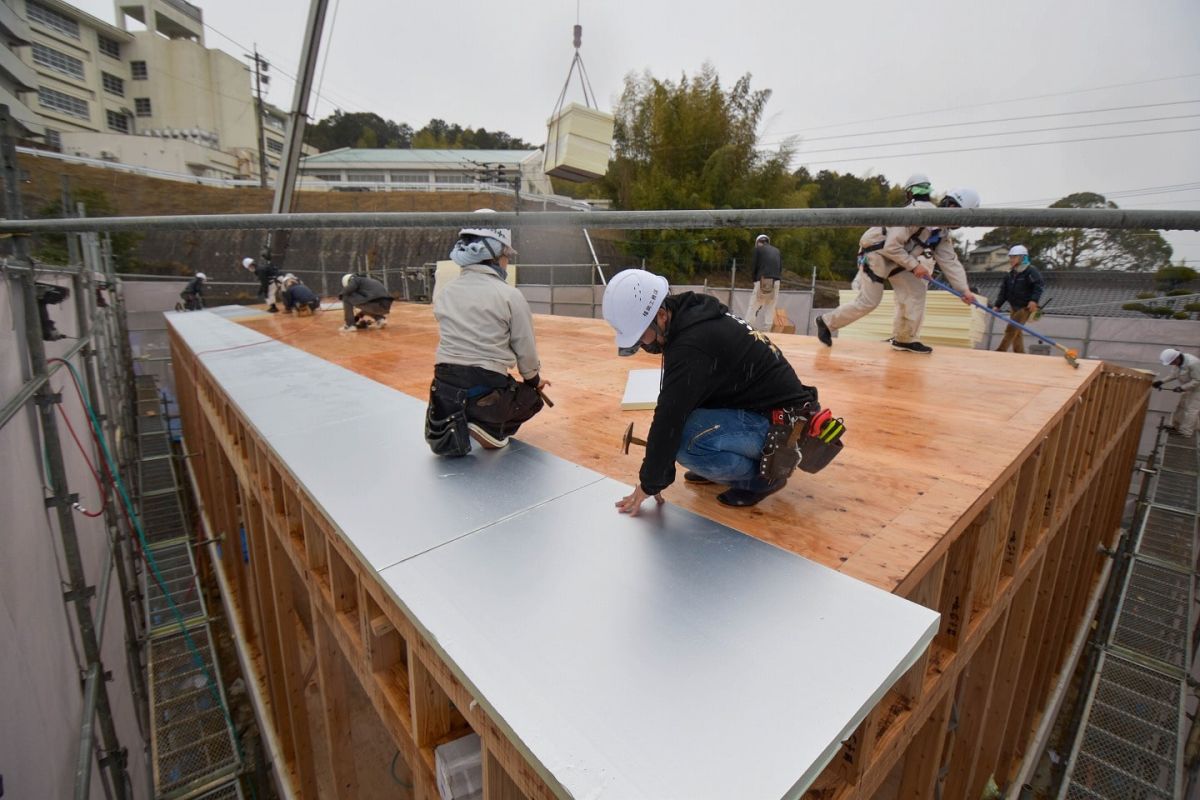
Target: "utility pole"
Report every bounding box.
[246,46,269,189]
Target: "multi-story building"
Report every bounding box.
[5,0,295,180]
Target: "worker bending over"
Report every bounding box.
[603,269,828,511]
[816,179,978,354]
[425,213,549,454]
[339,273,393,330]
[1155,348,1200,438]
[281,274,320,314]
[179,272,206,311]
[993,245,1045,353]
[242,256,281,313]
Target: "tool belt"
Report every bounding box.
[758,402,846,481]
[424,379,471,457]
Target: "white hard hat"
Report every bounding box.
[342,273,354,288]
[602,269,670,350]
[755,234,770,244]
[904,173,932,191]
[194,272,207,280]
[1008,245,1028,257]
[943,187,981,209]
[1160,348,1182,366]
[458,208,515,253]
[242,257,255,269]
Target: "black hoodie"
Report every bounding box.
[640,292,817,494]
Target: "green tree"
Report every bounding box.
[601,64,794,281]
[979,192,1173,271]
[305,110,412,151]
[33,188,142,269]
[1156,265,1198,291]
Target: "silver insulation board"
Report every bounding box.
[167,310,940,799]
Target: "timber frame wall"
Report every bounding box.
[170,322,1150,800]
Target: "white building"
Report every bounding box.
[300,148,555,195]
[4,0,299,180]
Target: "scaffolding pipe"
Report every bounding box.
[75,663,103,800]
[2,207,1199,235]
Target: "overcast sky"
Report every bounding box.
[76,0,1200,261]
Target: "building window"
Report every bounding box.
[27,0,79,39]
[434,172,473,185]
[97,35,121,59]
[347,172,385,183]
[130,60,147,80]
[266,138,283,154]
[101,72,124,96]
[391,171,429,184]
[264,115,284,131]
[44,128,61,150]
[31,42,85,80]
[134,97,151,116]
[37,86,88,120]
[106,109,128,133]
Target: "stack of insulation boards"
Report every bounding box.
[543,102,614,182]
[835,287,986,348]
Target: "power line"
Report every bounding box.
[800,126,1200,166]
[770,70,1200,137]
[793,113,1200,156]
[759,99,1200,146]
[994,180,1200,206]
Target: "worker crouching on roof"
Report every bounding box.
[179,272,206,310]
[602,269,831,512]
[816,178,978,354]
[339,273,393,330]
[424,212,550,455]
[242,256,281,312]
[1155,348,1200,438]
[281,274,320,314]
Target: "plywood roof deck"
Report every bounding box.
[237,302,1101,595]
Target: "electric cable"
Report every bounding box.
[55,399,107,517]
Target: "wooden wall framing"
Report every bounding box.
[170,325,1150,800]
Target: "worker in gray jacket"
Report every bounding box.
[425,212,550,454]
[1155,348,1200,437]
[339,273,393,330]
[746,234,783,330]
[815,184,978,354]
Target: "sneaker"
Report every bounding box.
[815,316,833,347]
[683,470,714,485]
[892,340,933,354]
[717,480,787,508]
[340,324,358,332]
[376,317,388,329]
[468,422,510,449]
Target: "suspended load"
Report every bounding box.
[543,22,614,182]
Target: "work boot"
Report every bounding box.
[683,471,713,485]
[267,304,278,313]
[717,480,786,508]
[468,422,510,450]
[815,316,833,347]
[891,340,933,354]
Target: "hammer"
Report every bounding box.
[622,422,647,454]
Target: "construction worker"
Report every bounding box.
[425,213,549,454]
[993,245,1045,353]
[339,273,393,330]
[1155,348,1200,437]
[242,256,281,312]
[280,274,320,314]
[179,272,206,311]
[746,233,782,331]
[602,269,821,511]
[815,184,978,354]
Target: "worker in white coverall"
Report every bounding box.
[1155,348,1200,437]
[815,180,978,354]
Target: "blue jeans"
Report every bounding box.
[675,408,775,491]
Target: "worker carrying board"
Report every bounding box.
[602,269,843,513]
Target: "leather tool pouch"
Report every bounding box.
[425,380,471,457]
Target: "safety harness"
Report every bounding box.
[857,227,944,284]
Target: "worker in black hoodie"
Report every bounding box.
[601,269,819,511]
